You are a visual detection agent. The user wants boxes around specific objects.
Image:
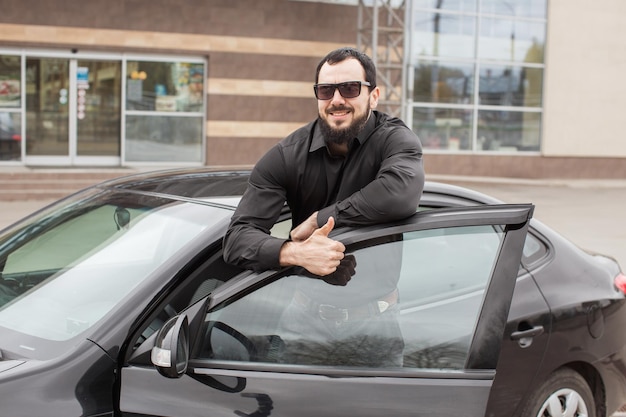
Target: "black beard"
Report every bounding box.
[319,109,370,147]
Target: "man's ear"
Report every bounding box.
[369,86,380,109]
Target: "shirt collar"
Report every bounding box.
[310,111,377,153]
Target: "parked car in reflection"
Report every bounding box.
[0,168,625,417]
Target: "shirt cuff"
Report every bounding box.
[317,205,337,227]
[258,237,288,270]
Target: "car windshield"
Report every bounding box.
[0,189,232,355]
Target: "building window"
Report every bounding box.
[0,54,22,161]
[408,0,547,153]
[124,60,205,163]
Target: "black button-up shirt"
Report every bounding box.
[223,110,424,271]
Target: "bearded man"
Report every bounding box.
[223,47,424,278]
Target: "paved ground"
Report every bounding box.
[1,175,626,416]
[1,200,57,228]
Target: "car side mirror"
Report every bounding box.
[151,314,189,378]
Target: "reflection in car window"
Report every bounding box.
[0,191,231,345]
[195,225,504,370]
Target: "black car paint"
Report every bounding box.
[486,221,626,416]
[0,169,623,417]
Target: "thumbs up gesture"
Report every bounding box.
[280,216,346,277]
[290,211,321,242]
[313,215,335,238]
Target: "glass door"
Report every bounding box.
[75,60,121,162]
[25,57,70,159]
[25,57,121,165]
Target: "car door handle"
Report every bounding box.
[511,325,544,340]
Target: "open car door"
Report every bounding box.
[120,204,533,417]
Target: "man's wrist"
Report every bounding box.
[279,240,297,267]
[310,211,320,228]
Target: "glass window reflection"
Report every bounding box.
[0,55,22,161]
[481,0,547,18]
[479,17,545,63]
[125,59,205,163]
[413,60,474,104]
[126,61,204,113]
[409,0,546,153]
[413,107,473,151]
[413,0,477,12]
[478,64,543,107]
[125,115,203,162]
[0,111,21,161]
[477,109,541,151]
[412,12,476,59]
[0,55,21,108]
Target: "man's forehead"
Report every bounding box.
[318,58,366,82]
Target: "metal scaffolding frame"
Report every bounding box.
[357,0,407,119]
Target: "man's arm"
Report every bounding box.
[222,146,290,271]
[318,125,425,227]
[223,146,347,276]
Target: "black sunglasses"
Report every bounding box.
[313,81,372,100]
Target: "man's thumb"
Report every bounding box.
[314,216,335,237]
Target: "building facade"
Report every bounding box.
[0,0,624,178]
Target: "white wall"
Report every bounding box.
[543,0,626,157]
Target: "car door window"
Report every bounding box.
[194,224,504,370]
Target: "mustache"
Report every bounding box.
[326,105,352,114]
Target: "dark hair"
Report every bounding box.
[315,47,377,89]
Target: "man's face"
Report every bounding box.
[316,58,379,145]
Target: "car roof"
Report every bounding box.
[96,168,505,209]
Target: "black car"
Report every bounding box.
[0,168,625,417]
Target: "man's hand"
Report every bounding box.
[290,211,319,242]
[319,254,356,286]
[280,217,346,276]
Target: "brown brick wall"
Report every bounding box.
[424,154,626,179]
[208,52,320,82]
[0,0,357,43]
[207,136,280,167]
[208,96,315,122]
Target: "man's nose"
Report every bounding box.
[330,88,346,105]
